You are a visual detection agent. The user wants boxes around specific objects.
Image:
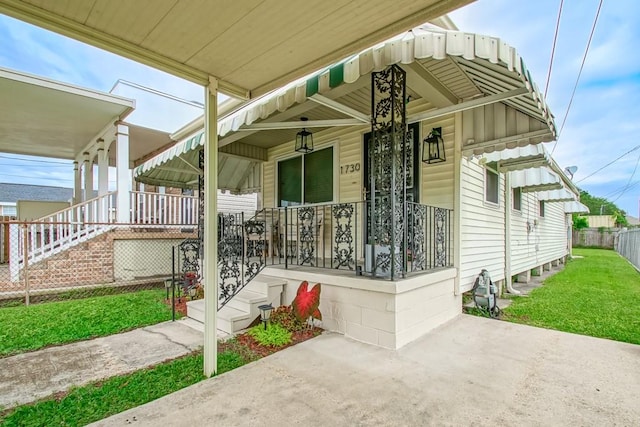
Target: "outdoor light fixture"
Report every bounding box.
[164,278,173,299]
[258,303,274,330]
[422,127,445,164]
[295,117,314,153]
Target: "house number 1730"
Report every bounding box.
[340,163,360,174]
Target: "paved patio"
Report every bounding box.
[92,315,640,426]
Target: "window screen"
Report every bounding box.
[278,156,302,207]
[513,187,522,211]
[304,147,333,204]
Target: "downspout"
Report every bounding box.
[504,171,520,294]
[453,111,462,296]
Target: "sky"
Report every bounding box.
[0,1,639,215]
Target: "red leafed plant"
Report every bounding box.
[291,281,322,326]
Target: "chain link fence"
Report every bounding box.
[0,220,198,308]
[616,228,640,270]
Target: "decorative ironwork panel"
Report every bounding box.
[408,203,426,271]
[244,218,265,284]
[332,203,354,269]
[434,207,448,267]
[179,238,200,277]
[218,213,243,306]
[198,149,205,258]
[370,64,407,278]
[297,207,316,266]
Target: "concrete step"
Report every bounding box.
[226,289,267,312]
[186,299,252,335]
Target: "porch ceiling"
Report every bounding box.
[0,66,134,160]
[0,0,473,98]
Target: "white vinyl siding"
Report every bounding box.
[460,158,505,292]
[420,114,455,209]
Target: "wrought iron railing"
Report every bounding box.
[212,202,453,308]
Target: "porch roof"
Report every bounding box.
[0,0,471,99]
[134,24,557,189]
[510,167,563,193]
[0,66,134,160]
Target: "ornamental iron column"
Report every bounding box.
[370,64,407,280]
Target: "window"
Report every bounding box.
[512,187,522,211]
[485,166,499,204]
[539,200,545,217]
[2,206,16,216]
[278,147,333,207]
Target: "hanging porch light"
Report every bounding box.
[422,127,445,164]
[295,117,314,153]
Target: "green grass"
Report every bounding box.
[0,349,251,426]
[0,289,177,357]
[503,248,640,344]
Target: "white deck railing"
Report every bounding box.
[130,191,199,226]
[10,192,117,281]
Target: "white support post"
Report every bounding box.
[204,77,219,377]
[98,140,109,222]
[83,152,93,202]
[97,142,109,196]
[115,124,130,223]
[73,161,82,205]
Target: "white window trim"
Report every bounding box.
[275,140,338,207]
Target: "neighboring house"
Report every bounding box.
[625,215,640,226]
[134,21,588,349]
[584,215,616,228]
[0,183,74,219]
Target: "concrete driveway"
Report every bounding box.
[93,315,640,426]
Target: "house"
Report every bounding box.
[133,20,588,349]
[0,182,74,218]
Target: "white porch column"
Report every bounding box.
[97,139,109,196]
[115,123,130,223]
[83,152,93,202]
[73,161,82,205]
[203,77,219,377]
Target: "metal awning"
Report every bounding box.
[135,24,556,189]
[484,144,551,172]
[564,201,590,213]
[510,167,563,193]
[536,188,577,202]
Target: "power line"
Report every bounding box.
[575,144,640,184]
[611,152,640,202]
[551,0,604,155]
[0,155,71,165]
[544,0,564,97]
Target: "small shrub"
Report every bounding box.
[270,305,305,332]
[247,323,292,347]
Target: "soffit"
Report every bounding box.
[2,0,473,97]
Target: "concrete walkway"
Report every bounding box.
[93,315,640,426]
[0,320,203,409]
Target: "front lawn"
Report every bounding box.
[502,248,640,344]
[0,289,176,357]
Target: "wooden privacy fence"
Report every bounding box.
[616,228,640,270]
[572,228,619,249]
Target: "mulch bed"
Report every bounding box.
[231,327,323,358]
[164,297,189,317]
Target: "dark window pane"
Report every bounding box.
[278,156,302,207]
[513,188,522,211]
[485,168,499,204]
[304,147,333,204]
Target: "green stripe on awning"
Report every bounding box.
[306,76,319,97]
[329,63,344,88]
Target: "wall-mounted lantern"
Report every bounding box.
[422,127,445,164]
